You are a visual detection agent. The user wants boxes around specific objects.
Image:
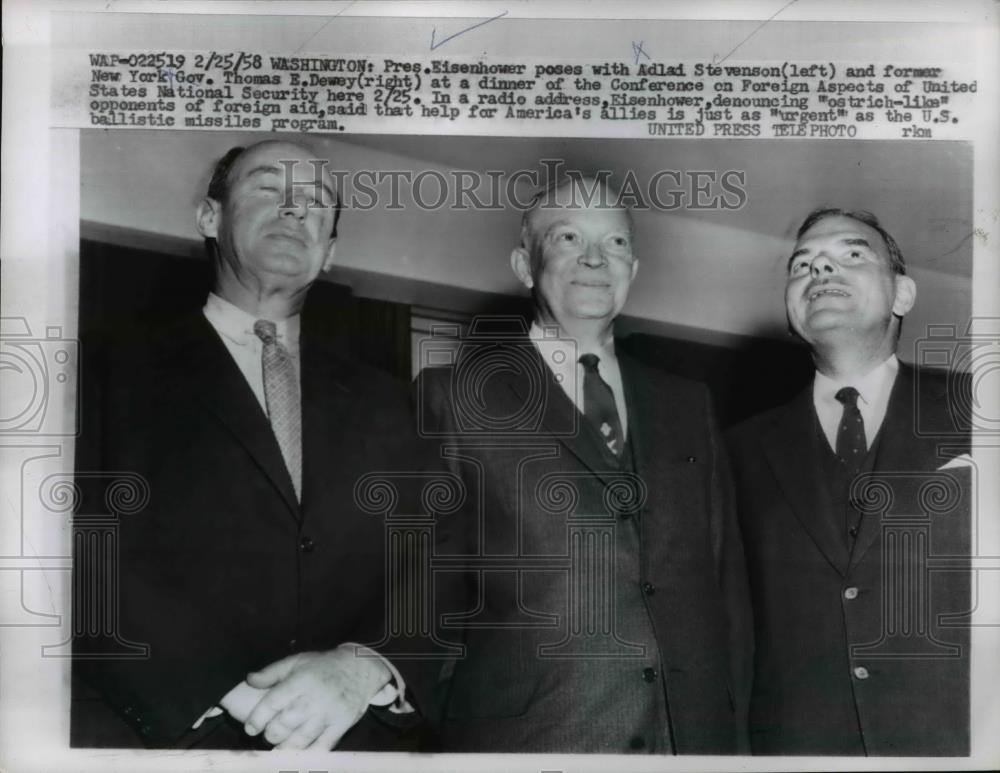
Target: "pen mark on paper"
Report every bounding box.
[430,10,509,51]
[632,40,650,65]
[713,0,800,64]
[293,0,359,54]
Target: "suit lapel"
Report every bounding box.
[504,341,617,483]
[167,314,300,519]
[299,331,355,517]
[849,364,933,568]
[619,352,654,483]
[761,386,851,576]
[619,353,699,527]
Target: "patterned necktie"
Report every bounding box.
[835,386,866,474]
[253,320,302,500]
[579,354,623,457]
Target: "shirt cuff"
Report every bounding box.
[191,705,223,730]
[346,643,415,715]
[191,680,265,729]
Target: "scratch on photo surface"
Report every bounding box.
[934,229,975,259]
[23,534,59,617]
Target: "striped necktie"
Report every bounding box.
[254,320,302,500]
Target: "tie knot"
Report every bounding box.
[835,386,860,407]
[579,353,600,372]
[253,319,278,344]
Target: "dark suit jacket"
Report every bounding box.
[72,311,436,749]
[727,363,972,755]
[417,338,752,754]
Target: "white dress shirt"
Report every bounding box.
[813,355,899,452]
[530,321,628,438]
[202,292,301,413]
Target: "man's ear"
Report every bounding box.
[510,247,534,289]
[321,239,338,273]
[629,258,639,283]
[195,197,221,239]
[892,274,917,317]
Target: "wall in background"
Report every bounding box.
[81,131,973,362]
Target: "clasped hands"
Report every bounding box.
[219,643,392,750]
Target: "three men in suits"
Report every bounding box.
[727,208,972,755]
[418,177,752,753]
[73,140,431,750]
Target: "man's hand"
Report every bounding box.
[218,680,267,724]
[242,645,392,750]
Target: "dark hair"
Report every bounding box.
[205,145,247,204]
[795,207,906,275]
[203,143,342,253]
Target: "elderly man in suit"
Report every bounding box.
[727,208,972,755]
[73,140,433,751]
[418,177,752,754]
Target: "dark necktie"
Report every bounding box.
[254,320,302,500]
[834,386,867,474]
[579,354,623,457]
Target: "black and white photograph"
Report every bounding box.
[1,2,997,771]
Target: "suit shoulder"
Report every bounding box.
[332,353,412,405]
[908,363,966,400]
[415,365,452,387]
[413,365,453,402]
[902,363,971,436]
[726,398,793,447]
[622,354,711,401]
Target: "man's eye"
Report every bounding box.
[790,261,808,274]
[556,232,578,243]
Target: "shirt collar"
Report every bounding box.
[813,354,899,410]
[203,292,301,351]
[528,321,617,377]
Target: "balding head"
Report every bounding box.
[511,176,638,332]
[195,140,342,316]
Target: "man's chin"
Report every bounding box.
[562,304,618,323]
[257,252,312,276]
[799,314,876,343]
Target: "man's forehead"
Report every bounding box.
[232,142,333,184]
[795,215,888,252]
[534,202,628,220]
[530,199,630,232]
[796,215,880,247]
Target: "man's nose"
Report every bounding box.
[810,254,836,277]
[279,192,309,219]
[578,242,607,267]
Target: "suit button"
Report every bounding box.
[642,667,658,683]
[288,638,298,650]
[843,586,859,600]
[629,735,646,750]
[686,455,697,463]
[849,526,860,539]
[122,705,134,716]
[853,666,870,680]
[641,582,655,596]
[300,536,315,552]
